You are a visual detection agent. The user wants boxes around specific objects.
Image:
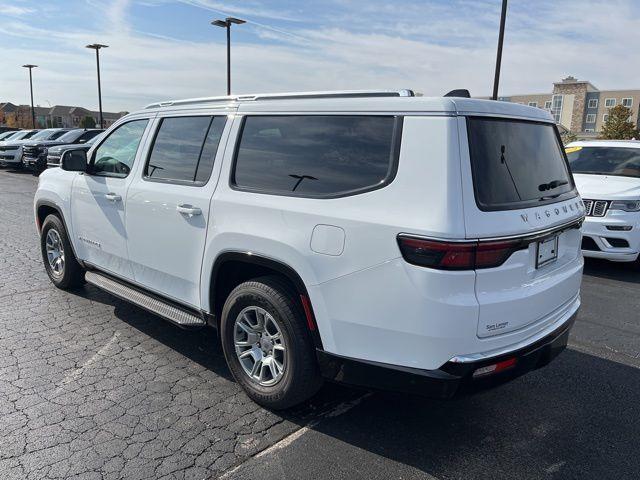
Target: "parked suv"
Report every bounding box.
[566,140,640,263]
[34,91,585,408]
[0,129,39,167]
[23,128,102,175]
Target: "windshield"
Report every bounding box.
[0,131,18,140]
[30,129,56,140]
[467,117,575,211]
[567,146,640,179]
[56,130,83,143]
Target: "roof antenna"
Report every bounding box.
[444,89,471,98]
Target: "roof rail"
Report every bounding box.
[145,89,415,109]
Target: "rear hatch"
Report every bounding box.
[458,114,585,338]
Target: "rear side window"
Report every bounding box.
[232,115,400,197]
[145,116,226,184]
[467,117,575,211]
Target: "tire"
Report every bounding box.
[220,276,322,409]
[40,214,85,290]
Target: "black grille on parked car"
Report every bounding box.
[23,146,42,157]
[583,199,609,217]
[581,236,600,251]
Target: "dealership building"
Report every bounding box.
[496,76,640,138]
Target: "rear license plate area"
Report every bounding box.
[536,235,558,268]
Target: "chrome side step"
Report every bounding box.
[85,270,206,327]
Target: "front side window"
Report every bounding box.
[622,98,633,108]
[588,99,598,109]
[144,116,226,184]
[233,115,399,197]
[92,120,149,177]
[586,114,596,124]
[528,102,537,107]
[605,98,616,108]
[467,117,575,211]
[567,147,640,179]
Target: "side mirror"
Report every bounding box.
[61,149,88,172]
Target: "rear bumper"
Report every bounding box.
[317,310,576,398]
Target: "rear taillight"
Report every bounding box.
[397,236,527,270]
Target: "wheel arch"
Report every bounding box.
[35,200,82,264]
[208,251,323,349]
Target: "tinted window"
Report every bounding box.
[467,117,574,211]
[92,120,148,177]
[145,116,225,184]
[233,116,398,196]
[567,146,640,179]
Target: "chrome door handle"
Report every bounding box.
[105,193,122,202]
[177,204,202,216]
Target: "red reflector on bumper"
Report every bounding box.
[473,357,517,378]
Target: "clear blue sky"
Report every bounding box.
[1,0,639,112]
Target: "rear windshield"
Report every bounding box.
[467,117,575,211]
[566,146,640,179]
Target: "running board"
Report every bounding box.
[85,271,206,327]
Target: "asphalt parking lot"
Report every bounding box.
[1,168,639,480]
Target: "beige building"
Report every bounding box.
[497,76,640,138]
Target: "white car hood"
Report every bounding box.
[574,173,640,200]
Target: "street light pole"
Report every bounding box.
[22,65,38,128]
[211,17,246,95]
[86,43,109,128]
[492,0,508,101]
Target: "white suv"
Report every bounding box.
[34,90,585,408]
[566,140,640,263]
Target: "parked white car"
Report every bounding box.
[0,129,38,167]
[566,140,640,263]
[34,90,585,408]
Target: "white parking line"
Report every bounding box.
[220,393,373,479]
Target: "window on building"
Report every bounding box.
[605,98,616,108]
[551,95,563,123]
[622,98,633,108]
[528,101,538,107]
[603,114,610,123]
[586,114,596,123]
[233,115,399,197]
[544,101,552,109]
[585,129,595,133]
[145,116,226,184]
[588,99,598,109]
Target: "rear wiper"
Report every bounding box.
[538,179,568,192]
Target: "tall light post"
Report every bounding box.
[22,64,38,128]
[492,0,508,100]
[86,43,109,128]
[211,17,246,95]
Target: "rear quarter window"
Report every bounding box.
[232,115,401,198]
[467,117,576,211]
